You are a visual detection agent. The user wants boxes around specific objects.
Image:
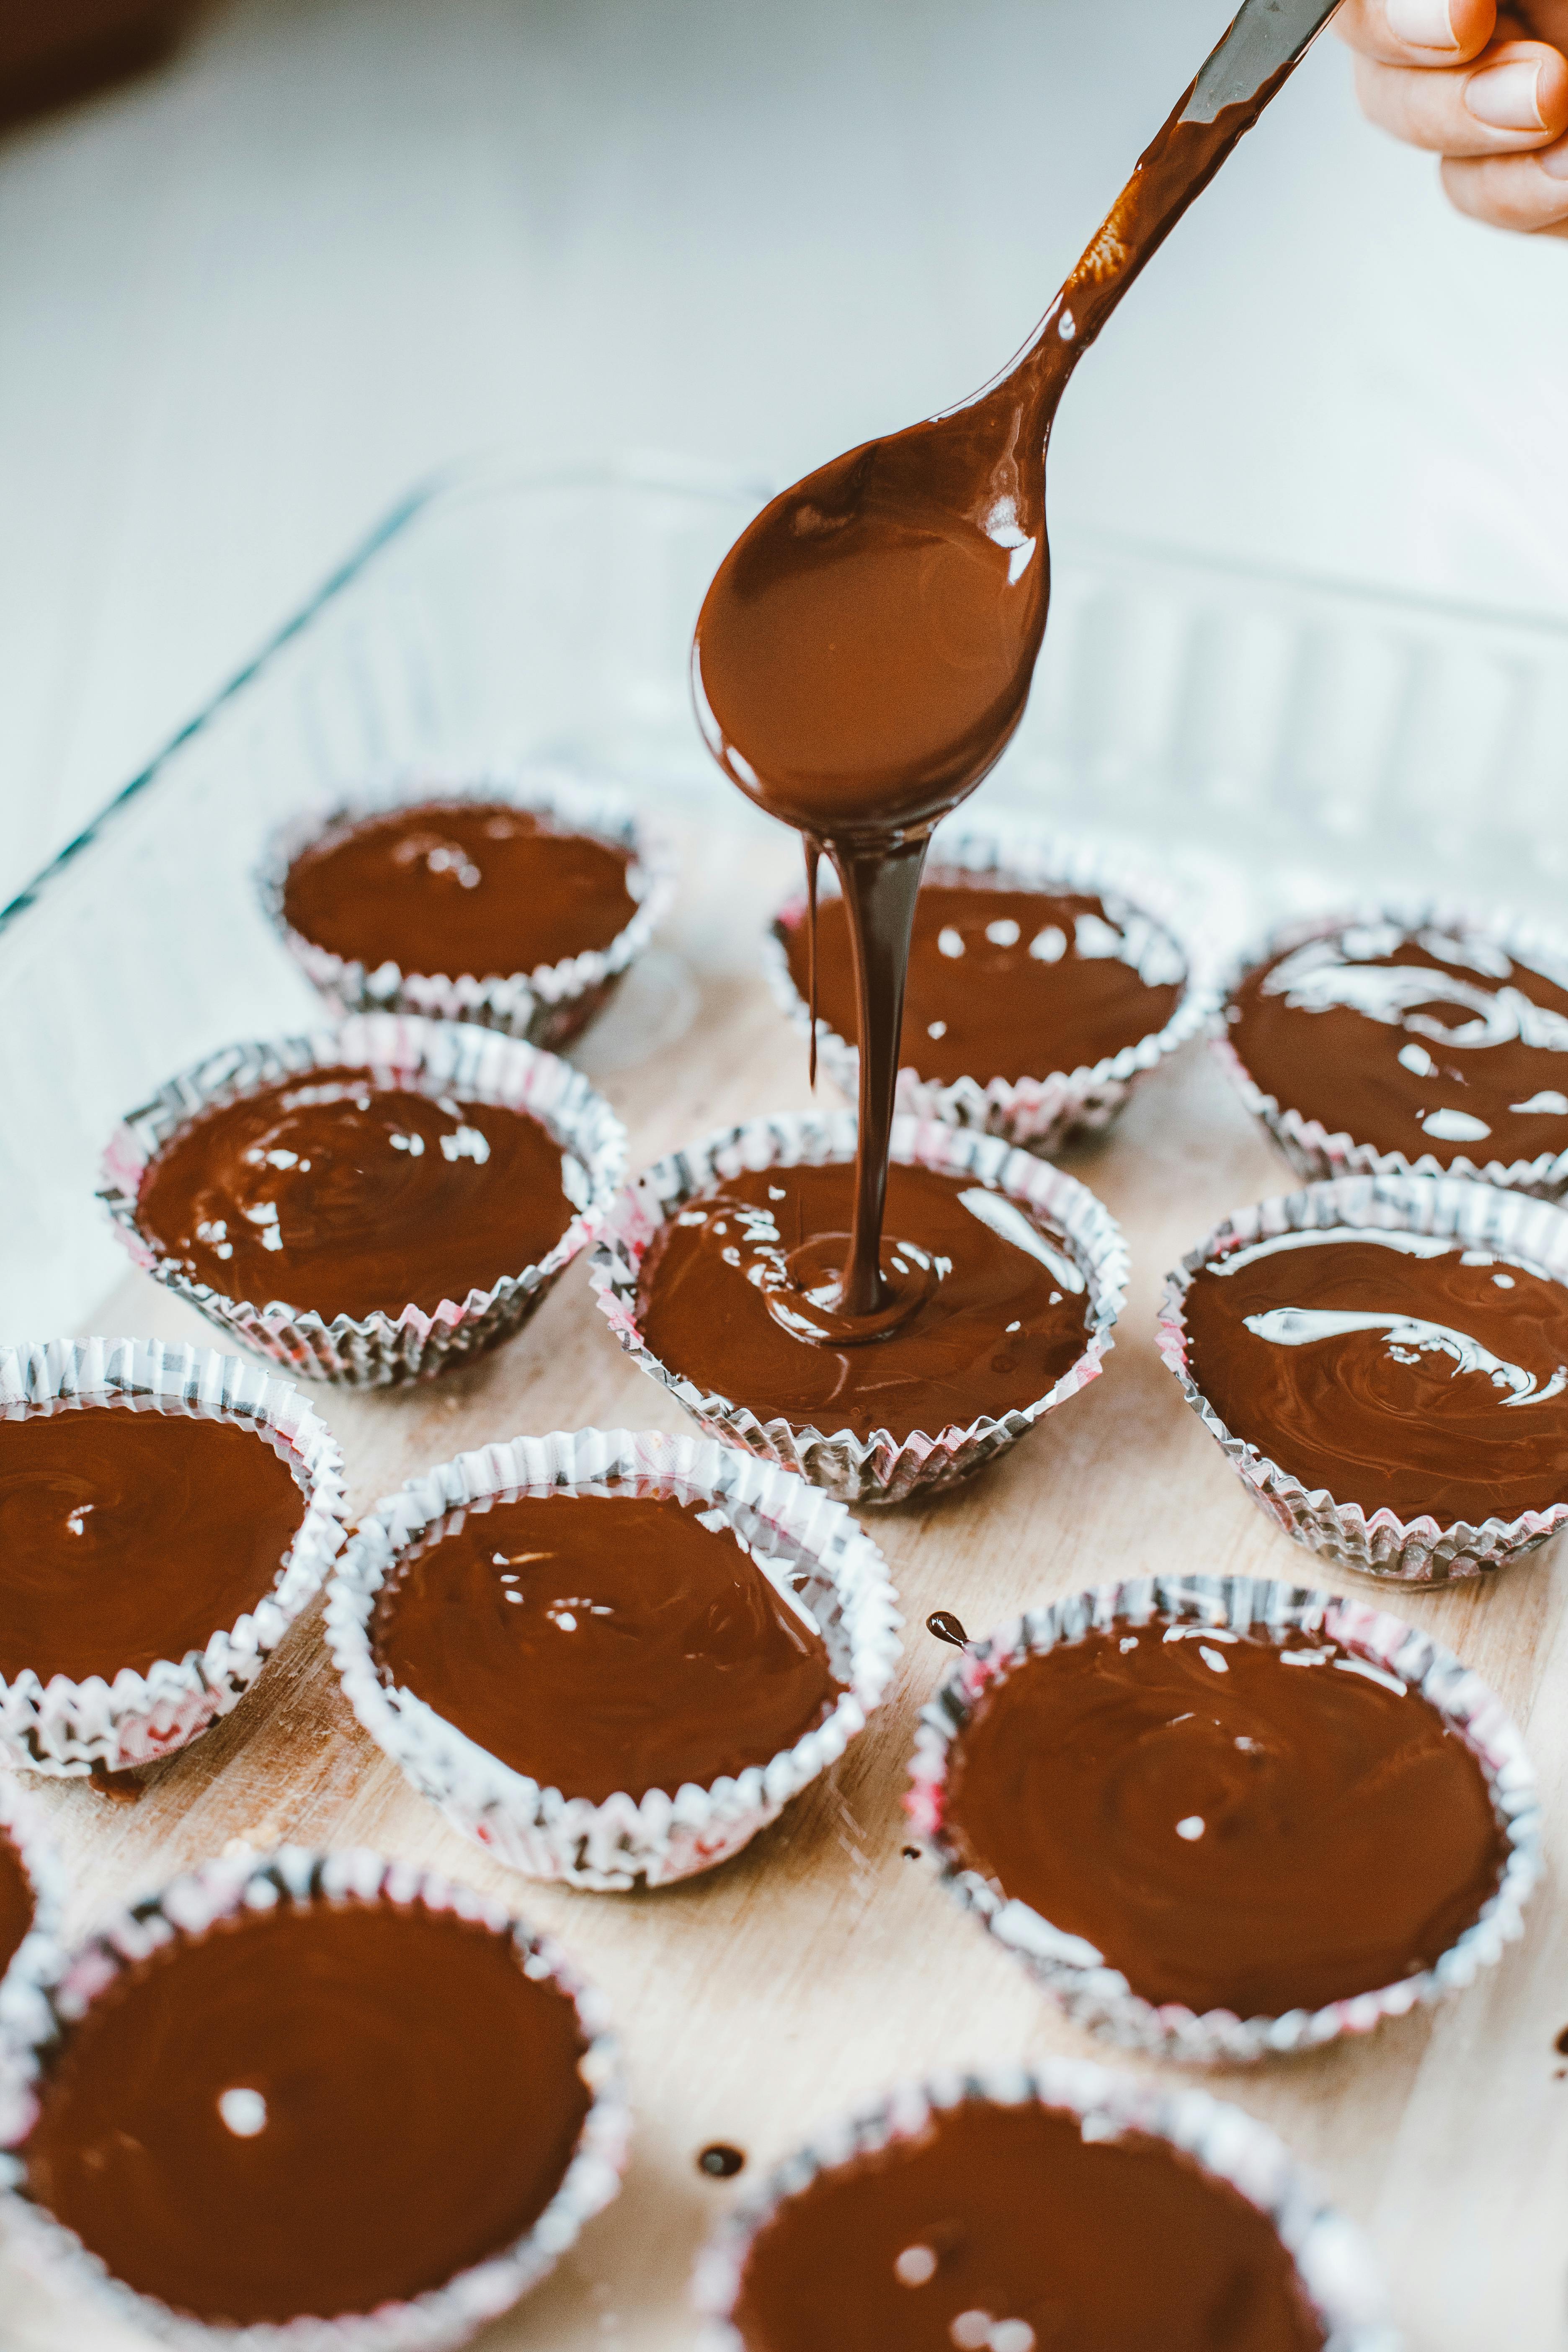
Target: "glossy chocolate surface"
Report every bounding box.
[371,1489,841,1803]
[943,1624,1506,2019]
[0,1403,308,1683]
[1182,1227,1568,1524]
[0,1826,34,1975]
[730,2096,1325,2352]
[282,801,639,980]
[635,1159,1092,1442]
[781,873,1184,1087]
[1228,921,1568,1170]
[694,77,1294,1318]
[23,1896,591,2325]
[136,1065,577,1322]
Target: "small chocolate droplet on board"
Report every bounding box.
[87,1762,144,1807]
[1556,2026,1568,2058]
[902,1845,921,1861]
[698,2143,745,2179]
[926,1610,969,1648]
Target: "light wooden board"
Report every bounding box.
[5,823,1565,2352]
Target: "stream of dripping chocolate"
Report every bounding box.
[698,62,1296,1327]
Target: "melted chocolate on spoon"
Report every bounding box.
[1181,1226,1568,1523]
[370,1490,842,1804]
[694,24,1319,1323]
[21,1896,591,2325]
[730,2094,1326,2352]
[0,1401,309,1684]
[941,1622,1505,2018]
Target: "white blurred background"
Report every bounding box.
[3,0,1565,907]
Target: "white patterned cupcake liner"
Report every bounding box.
[258,763,678,1051]
[588,1110,1130,1506]
[0,1777,66,2053]
[905,1573,1539,2067]
[0,1847,629,2352]
[693,2056,1397,2352]
[1158,1172,1568,1583]
[0,1339,347,1777]
[99,1013,626,1387]
[1215,898,1568,1199]
[327,1427,902,1891]
[761,817,1215,1157]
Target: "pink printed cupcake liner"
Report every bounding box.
[762,818,1213,1156]
[1158,1172,1568,1583]
[327,1426,902,1890]
[259,763,677,1051]
[0,1847,629,2351]
[99,1012,626,1387]
[0,1777,65,2050]
[588,1109,1129,1506]
[693,2058,1397,2351]
[906,1573,1539,2066]
[1216,899,1568,1199]
[0,1338,347,1777]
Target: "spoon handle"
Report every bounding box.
[1040,0,1344,365]
[1184,0,1346,123]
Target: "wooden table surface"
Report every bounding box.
[4,821,1565,2352]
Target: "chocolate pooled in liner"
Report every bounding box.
[1181,1225,1568,1526]
[633,1160,1092,1444]
[282,802,640,981]
[941,1623,1506,2020]
[1227,919,1568,1172]
[135,1065,578,1323]
[782,874,1184,1088]
[21,1898,592,2326]
[0,1402,309,1685]
[729,2096,1326,2352]
[370,1491,843,1804]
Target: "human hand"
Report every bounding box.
[1336,1,1568,235]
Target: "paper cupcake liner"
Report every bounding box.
[905,1573,1539,2067]
[1216,897,1568,1199]
[762,817,1215,1156]
[588,1110,1130,1505]
[0,1778,66,2055]
[258,763,678,1051]
[692,2056,1397,2351]
[327,1427,903,1890]
[99,1013,627,1387]
[0,1847,629,2351]
[0,1339,347,1777]
[1158,1172,1568,1583]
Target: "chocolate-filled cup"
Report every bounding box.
[906,1574,1538,2066]
[0,1847,628,2350]
[0,1338,346,1777]
[258,766,677,1052]
[328,1427,901,1890]
[763,819,1211,1156]
[99,1014,625,1387]
[588,1111,1128,1506]
[1217,902,1568,1200]
[692,2060,1396,2352]
[1159,1172,1568,1584]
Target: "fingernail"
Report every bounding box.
[1386,0,1459,50]
[1540,132,1568,177]
[1465,59,1546,131]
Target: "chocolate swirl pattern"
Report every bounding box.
[1181,1226,1568,1525]
[136,1067,580,1324]
[1227,920,1568,1173]
[938,1621,1506,2021]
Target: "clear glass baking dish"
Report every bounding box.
[6,446,1567,1335]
